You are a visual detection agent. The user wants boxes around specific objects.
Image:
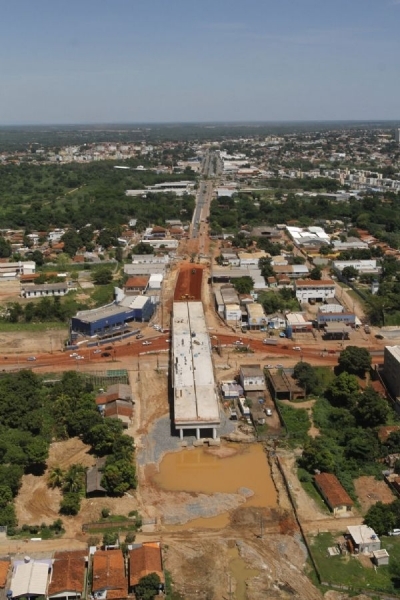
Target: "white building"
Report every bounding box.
[295,279,336,303]
[247,303,266,329]
[21,282,71,298]
[0,261,36,278]
[224,303,242,324]
[333,260,381,274]
[148,273,164,290]
[239,365,266,392]
[238,251,267,267]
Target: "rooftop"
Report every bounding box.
[74,303,129,324]
[92,550,127,600]
[314,473,354,508]
[295,279,335,287]
[48,551,86,596]
[129,542,164,587]
[0,560,10,588]
[347,524,380,546]
[172,302,220,428]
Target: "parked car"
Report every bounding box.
[234,340,244,345]
[70,352,78,357]
[136,334,144,339]
[292,346,301,351]
[266,408,273,417]
[389,529,400,536]
[279,332,286,338]
[93,349,101,354]
[27,356,36,361]
[75,355,84,360]
[142,341,152,346]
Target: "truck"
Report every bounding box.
[262,338,278,345]
[238,397,250,417]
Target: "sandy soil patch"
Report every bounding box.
[354,475,396,513]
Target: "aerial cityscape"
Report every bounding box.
[2,1,400,600]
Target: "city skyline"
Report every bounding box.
[1,0,400,125]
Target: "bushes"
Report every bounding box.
[60,493,81,516]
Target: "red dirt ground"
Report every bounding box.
[174,264,204,301]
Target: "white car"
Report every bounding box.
[266,408,273,417]
[93,349,101,354]
[389,529,400,536]
[142,341,152,346]
[293,346,301,351]
[234,340,244,345]
[75,355,84,360]
[70,353,78,357]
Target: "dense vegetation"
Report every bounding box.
[0,370,136,528]
[0,161,195,230]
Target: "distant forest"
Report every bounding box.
[1,121,400,151]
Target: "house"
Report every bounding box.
[346,525,381,554]
[104,401,133,427]
[10,557,51,599]
[314,473,354,516]
[47,551,87,600]
[92,550,127,600]
[86,458,107,497]
[220,382,244,399]
[246,303,266,330]
[220,252,240,267]
[239,365,266,392]
[0,560,10,589]
[129,542,164,594]
[124,276,149,294]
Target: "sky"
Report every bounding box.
[1,0,399,124]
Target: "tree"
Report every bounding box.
[338,346,371,377]
[364,501,396,536]
[62,464,86,494]
[61,229,81,257]
[132,242,153,255]
[92,266,113,285]
[25,437,49,469]
[103,531,118,547]
[85,419,124,456]
[309,266,322,280]
[325,372,359,409]
[101,459,137,496]
[293,362,318,395]
[48,466,65,489]
[135,573,161,600]
[355,386,389,428]
[232,276,254,295]
[59,492,81,516]
[342,266,358,280]
[299,438,336,474]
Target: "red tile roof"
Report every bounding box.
[48,551,86,596]
[125,276,149,289]
[129,543,164,587]
[296,279,335,287]
[104,402,133,419]
[314,473,353,508]
[0,560,10,588]
[92,550,127,600]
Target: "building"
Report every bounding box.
[220,252,240,267]
[0,560,10,589]
[246,303,266,330]
[172,302,220,440]
[333,259,381,275]
[129,542,164,594]
[285,313,313,333]
[10,557,51,599]
[71,304,134,338]
[48,551,87,600]
[239,365,266,392]
[295,279,336,303]
[0,261,35,278]
[314,473,354,516]
[238,251,267,268]
[86,458,107,497]
[395,128,400,144]
[372,549,389,566]
[92,550,127,600]
[346,525,381,554]
[124,276,149,294]
[21,282,71,298]
[383,346,400,400]
[317,311,356,327]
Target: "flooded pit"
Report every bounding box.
[153,443,277,511]
[228,546,260,600]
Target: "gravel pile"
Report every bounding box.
[138,409,238,467]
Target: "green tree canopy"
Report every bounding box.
[355,386,389,428]
[135,573,161,600]
[232,276,254,295]
[325,372,360,409]
[338,346,371,377]
[92,266,113,285]
[293,362,319,395]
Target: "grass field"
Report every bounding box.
[309,531,400,596]
[0,321,66,332]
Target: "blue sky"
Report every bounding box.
[1,0,399,124]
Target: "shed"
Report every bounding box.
[372,549,389,566]
[239,365,266,392]
[86,458,107,497]
[347,525,381,554]
[314,473,354,516]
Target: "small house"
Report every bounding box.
[86,458,107,497]
[48,551,87,600]
[314,473,354,516]
[239,365,266,392]
[347,525,381,554]
[92,550,127,600]
[129,542,164,594]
